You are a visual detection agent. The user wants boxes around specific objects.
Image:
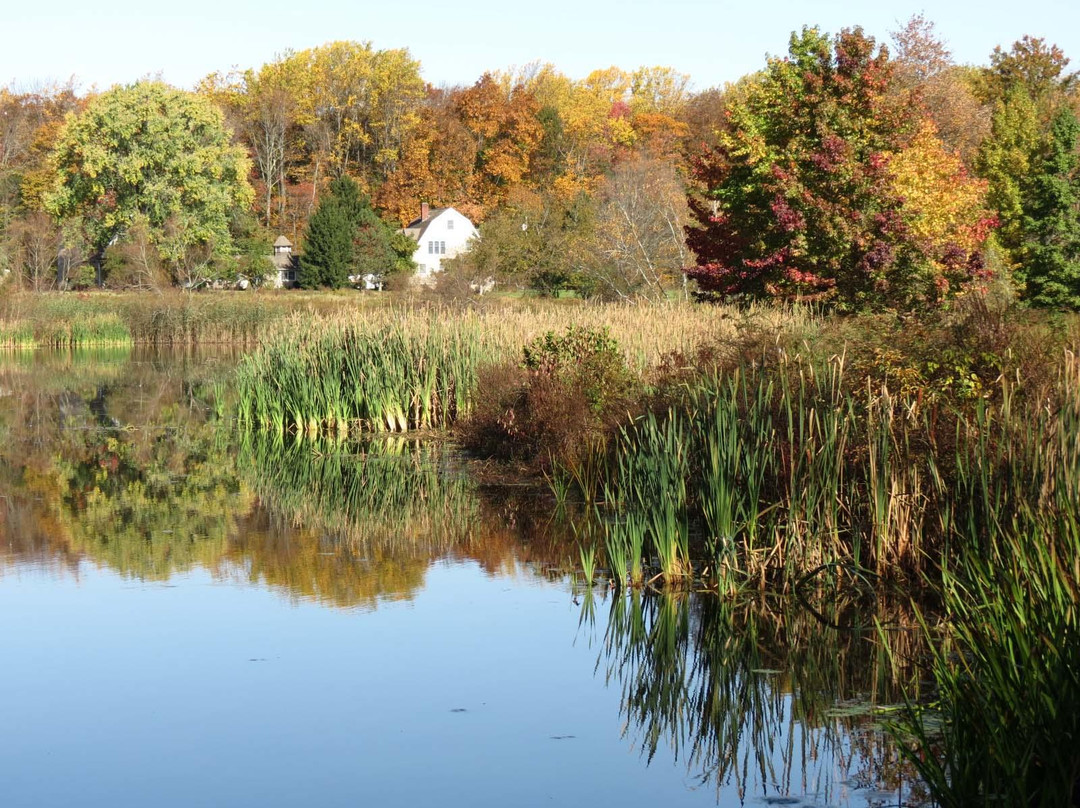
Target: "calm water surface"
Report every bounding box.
[0,349,922,807]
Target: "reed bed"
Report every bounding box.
[1,291,788,351]
[233,301,773,435]
[0,311,132,348]
[234,317,498,433]
[588,347,1080,591]
[887,352,1080,807]
[0,290,376,347]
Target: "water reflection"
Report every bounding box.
[0,348,248,579]
[580,588,927,805]
[0,349,574,607]
[0,349,925,806]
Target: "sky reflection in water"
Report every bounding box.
[0,349,919,807]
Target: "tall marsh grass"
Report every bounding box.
[888,352,1080,807]
[2,291,786,350]
[0,290,366,347]
[587,343,1080,591]
[232,301,771,435]
[234,317,497,433]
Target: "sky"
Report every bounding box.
[4,0,1080,93]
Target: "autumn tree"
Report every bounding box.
[686,27,990,309]
[0,82,81,217]
[0,82,81,284]
[5,211,60,290]
[376,87,479,224]
[979,35,1078,106]
[45,82,254,287]
[284,42,425,185]
[582,155,691,301]
[1018,107,1080,308]
[455,74,544,216]
[890,16,990,165]
[200,60,305,228]
[681,86,730,153]
[889,121,996,295]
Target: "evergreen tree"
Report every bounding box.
[1020,107,1080,309]
[301,175,411,287]
[298,195,352,289]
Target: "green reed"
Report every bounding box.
[0,291,333,346]
[888,353,1080,807]
[234,316,499,435]
[0,311,132,348]
[587,341,1080,598]
[601,409,691,584]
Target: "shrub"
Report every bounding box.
[458,325,639,469]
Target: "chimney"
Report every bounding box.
[420,202,430,222]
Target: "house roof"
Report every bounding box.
[273,235,293,248]
[402,208,449,241]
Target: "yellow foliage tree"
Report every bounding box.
[890,121,994,263]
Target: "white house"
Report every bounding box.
[402,204,477,283]
[269,235,298,288]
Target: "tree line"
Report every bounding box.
[0,16,1078,308]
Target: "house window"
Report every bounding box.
[428,241,434,254]
[285,270,295,282]
[447,219,454,230]
[440,241,446,254]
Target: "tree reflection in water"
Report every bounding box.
[1,348,928,805]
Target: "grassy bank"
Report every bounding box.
[0,290,387,347]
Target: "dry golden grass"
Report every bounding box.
[255,298,810,370]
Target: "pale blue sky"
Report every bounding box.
[4,0,1079,93]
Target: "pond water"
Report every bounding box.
[0,349,925,807]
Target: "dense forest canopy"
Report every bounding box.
[1,17,1079,308]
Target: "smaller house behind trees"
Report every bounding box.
[270,235,297,288]
[401,204,477,283]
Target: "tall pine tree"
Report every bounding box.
[1020,107,1080,309]
[299,176,412,288]
[298,193,353,289]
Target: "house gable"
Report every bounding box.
[401,207,477,280]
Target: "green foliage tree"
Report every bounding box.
[977,86,1042,264]
[1019,107,1080,308]
[44,82,254,286]
[442,188,587,296]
